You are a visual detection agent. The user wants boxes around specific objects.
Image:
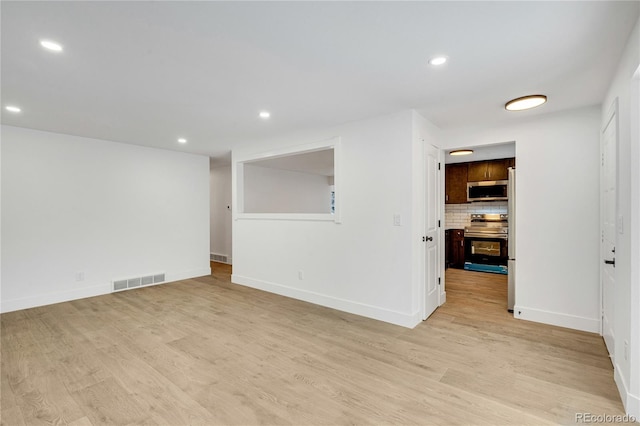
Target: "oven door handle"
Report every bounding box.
[463,233,508,240]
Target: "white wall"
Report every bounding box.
[232,110,431,327]
[441,106,602,333]
[243,164,331,214]
[210,165,232,263]
[602,15,640,418]
[1,125,211,312]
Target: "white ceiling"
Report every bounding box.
[2,2,639,162]
[445,142,515,164]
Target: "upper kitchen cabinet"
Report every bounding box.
[467,158,511,182]
[487,159,508,180]
[445,163,468,204]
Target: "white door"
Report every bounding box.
[424,143,440,319]
[601,100,617,357]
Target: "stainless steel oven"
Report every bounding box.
[464,214,508,274]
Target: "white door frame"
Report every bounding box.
[628,64,640,414]
[438,147,446,307]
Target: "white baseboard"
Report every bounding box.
[0,267,212,314]
[1,283,112,313]
[627,392,640,419]
[167,267,212,283]
[513,305,600,333]
[614,361,640,419]
[231,274,421,329]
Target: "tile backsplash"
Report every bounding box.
[445,201,508,229]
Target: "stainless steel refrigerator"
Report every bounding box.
[507,167,516,312]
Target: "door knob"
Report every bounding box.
[604,259,615,266]
[426,236,433,242]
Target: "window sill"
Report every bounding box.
[236,213,340,223]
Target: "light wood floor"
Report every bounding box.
[1,264,626,425]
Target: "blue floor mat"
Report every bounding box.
[463,262,508,275]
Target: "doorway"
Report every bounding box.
[443,142,516,316]
[210,158,233,268]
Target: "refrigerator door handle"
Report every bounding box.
[507,168,515,314]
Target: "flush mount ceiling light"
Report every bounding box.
[428,56,448,66]
[449,149,474,156]
[505,95,547,111]
[5,105,22,113]
[40,39,63,52]
[177,138,187,144]
[259,111,271,119]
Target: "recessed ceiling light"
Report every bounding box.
[505,95,547,111]
[259,111,271,119]
[177,138,187,144]
[5,105,21,113]
[40,40,63,52]
[428,56,448,66]
[449,149,474,156]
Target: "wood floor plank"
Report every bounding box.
[67,416,94,426]
[54,349,113,394]
[0,264,627,425]
[0,367,26,426]
[71,378,148,425]
[2,348,86,425]
[91,344,217,426]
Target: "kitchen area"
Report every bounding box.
[444,143,515,312]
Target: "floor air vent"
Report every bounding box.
[113,272,165,292]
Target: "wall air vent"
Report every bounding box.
[112,272,165,292]
[210,253,228,263]
[127,277,141,288]
[113,280,128,291]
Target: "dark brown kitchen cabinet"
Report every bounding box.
[467,161,487,181]
[445,163,468,204]
[487,159,508,180]
[467,158,511,182]
[448,229,465,269]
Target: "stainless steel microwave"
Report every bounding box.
[467,180,508,202]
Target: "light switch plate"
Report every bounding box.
[393,214,402,226]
